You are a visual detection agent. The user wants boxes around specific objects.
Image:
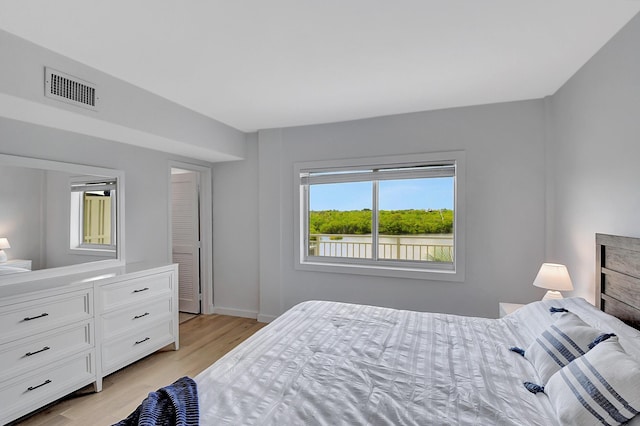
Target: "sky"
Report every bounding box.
[309,177,454,211]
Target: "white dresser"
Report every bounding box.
[0,262,178,425]
[96,265,179,385]
[0,283,95,424]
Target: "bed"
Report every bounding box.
[127,233,640,425]
[596,233,640,330]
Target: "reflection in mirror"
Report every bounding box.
[70,177,117,253]
[0,154,124,279]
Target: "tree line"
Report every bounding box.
[309,209,453,235]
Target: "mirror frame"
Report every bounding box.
[0,153,125,285]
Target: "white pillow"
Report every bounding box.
[545,337,640,426]
[525,311,602,384]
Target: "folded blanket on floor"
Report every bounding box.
[113,376,199,426]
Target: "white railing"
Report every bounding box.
[309,234,453,262]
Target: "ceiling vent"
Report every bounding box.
[45,67,98,111]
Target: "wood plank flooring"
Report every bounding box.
[12,314,266,426]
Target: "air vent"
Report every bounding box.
[45,67,98,111]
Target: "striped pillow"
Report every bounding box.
[525,311,602,384]
[545,337,640,426]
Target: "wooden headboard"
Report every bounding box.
[596,233,640,330]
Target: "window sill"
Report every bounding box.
[296,259,464,282]
[69,247,117,257]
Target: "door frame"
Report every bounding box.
[168,161,214,314]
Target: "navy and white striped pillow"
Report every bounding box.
[525,311,602,384]
[545,337,640,426]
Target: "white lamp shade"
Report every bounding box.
[533,263,574,292]
[0,238,9,249]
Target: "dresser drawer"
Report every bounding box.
[0,321,93,382]
[0,289,92,344]
[0,351,95,425]
[102,296,172,339]
[102,319,174,375]
[100,272,173,311]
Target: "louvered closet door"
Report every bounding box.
[171,172,201,314]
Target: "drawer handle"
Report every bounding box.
[135,337,150,345]
[25,346,51,357]
[27,379,52,391]
[23,313,49,321]
[133,312,150,319]
[132,287,149,293]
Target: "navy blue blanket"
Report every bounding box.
[113,376,199,426]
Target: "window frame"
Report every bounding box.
[294,151,465,281]
[69,177,118,255]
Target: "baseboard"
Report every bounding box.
[203,303,215,315]
[257,313,277,323]
[212,306,258,319]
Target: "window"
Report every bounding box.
[295,152,465,281]
[70,178,117,253]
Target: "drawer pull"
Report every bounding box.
[23,313,49,321]
[25,346,51,357]
[135,337,150,345]
[133,312,150,319]
[27,379,52,391]
[132,287,150,293]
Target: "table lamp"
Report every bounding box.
[0,238,10,262]
[533,263,573,300]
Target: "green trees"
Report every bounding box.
[309,210,371,234]
[309,209,453,235]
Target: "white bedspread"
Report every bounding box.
[196,300,578,425]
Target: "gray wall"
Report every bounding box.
[245,100,548,320]
[212,133,260,317]
[214,12,640,321]
[0,116,216,280]
[550,12,640,302]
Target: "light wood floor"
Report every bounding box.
[13,314,266,426]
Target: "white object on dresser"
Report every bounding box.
[499,302,525,318]
[0,238,10,262]
[0,262,178,425]
[3,259,33,270]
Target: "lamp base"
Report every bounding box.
[0,250,6,263]
[542,290,563,301]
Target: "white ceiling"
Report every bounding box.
[1,1,639,132]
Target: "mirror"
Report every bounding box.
[0,154,124,281]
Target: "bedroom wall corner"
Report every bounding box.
[257,129,284,323]
[212,133,260,318]
[542,95,557,262]
[550,11,640,304]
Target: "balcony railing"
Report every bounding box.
[309,234,453,262]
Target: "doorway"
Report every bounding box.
[169,162,213,315]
